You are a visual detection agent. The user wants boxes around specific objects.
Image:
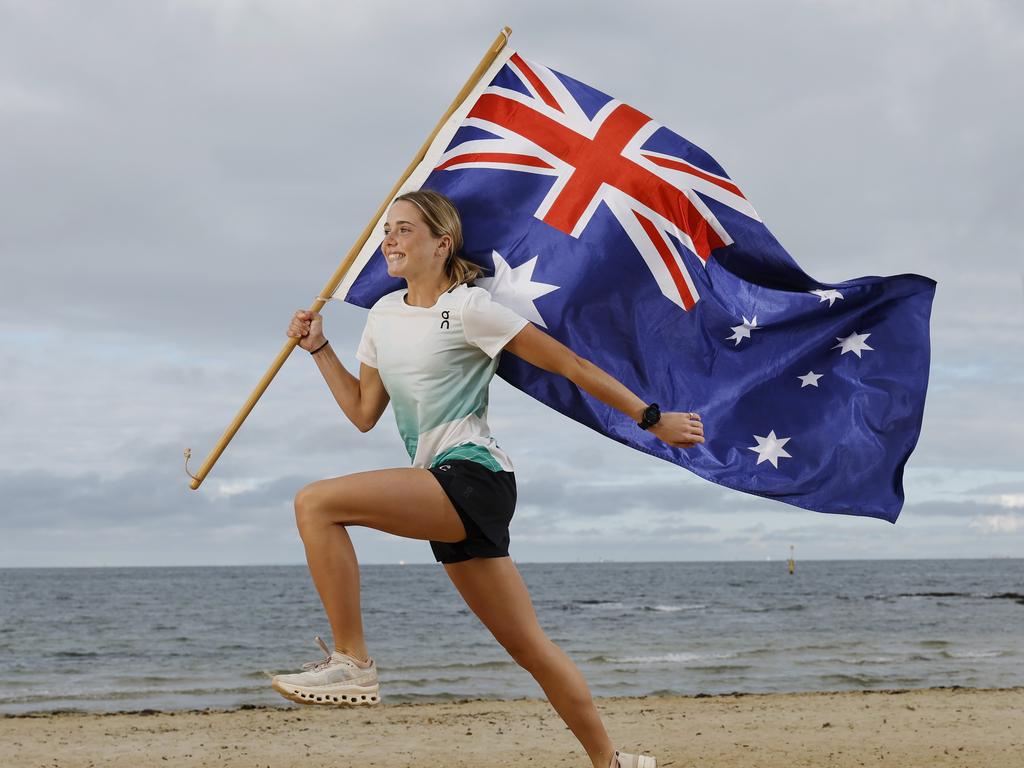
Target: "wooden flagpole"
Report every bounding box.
[185,26,513,490]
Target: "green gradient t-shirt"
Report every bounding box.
[355,283,530,472]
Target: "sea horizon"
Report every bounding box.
[2,555,1020,569]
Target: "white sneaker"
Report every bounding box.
[271,636,380,706]
[613,749,657,768]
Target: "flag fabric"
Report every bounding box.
[332,49,936,523]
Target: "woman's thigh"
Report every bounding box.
[442,557,548,658]
[296,468,467,543]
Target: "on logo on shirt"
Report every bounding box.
[440,310,450,330]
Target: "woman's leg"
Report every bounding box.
[293,468,467,661]
[444,556,616,768]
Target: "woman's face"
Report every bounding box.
[382,200,450,282]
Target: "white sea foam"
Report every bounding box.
[946,650,1002,659]
[609,651,739,664]
[647,603,706,612]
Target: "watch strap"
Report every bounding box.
[638,402,661,430]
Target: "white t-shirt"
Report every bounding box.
[355,283,530,472]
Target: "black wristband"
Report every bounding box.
[638,402,661,430]
[309,339,330,355]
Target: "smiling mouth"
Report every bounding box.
[386,252,406,264]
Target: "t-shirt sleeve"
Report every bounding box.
[461,288,530,359]
[355,311,378,367]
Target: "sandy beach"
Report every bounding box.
[3,686,1021,768]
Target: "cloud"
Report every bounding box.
[1,0,1023,565]
[969,514,1024,535]
[991,494,1024,509]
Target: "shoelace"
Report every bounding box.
[301,635,336,672]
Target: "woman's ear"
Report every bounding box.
[438,234,453,257]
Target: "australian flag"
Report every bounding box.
[334,50,936,523]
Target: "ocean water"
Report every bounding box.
[0,559,1021,714]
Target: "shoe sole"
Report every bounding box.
[271,679,380,706]
[617,754,657,768]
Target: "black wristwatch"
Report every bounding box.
[638,402,661,430]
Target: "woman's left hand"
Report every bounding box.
[649,411,705,449]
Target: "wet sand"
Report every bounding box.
[3,687,1021,767]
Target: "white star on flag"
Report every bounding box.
[832,331,873,357]
[748,430,792,468]
[475,250,560,329]
[726,315,758,346]
[798,371,823,388]
[810,288,844,307]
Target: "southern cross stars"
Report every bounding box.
[810,288,844,307]
[798,371,823,387]
[833,331,873,357]
[727,316,758,346]
[748,430,792,468]
[475,250,560,328]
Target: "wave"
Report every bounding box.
[642,604,706,612]
[386,660,515,673]
[743,643,851,655]
[744,604,806,613]
[52,651,101,659]
[604,651,740,665]
[561,600,706,613]
[817,673,889,686]
[862,592,1024,605]
[986,592,1024,605]
[376,676,476,688]
[942,650,1004,660]
[817,673,928,687]
[689,664,754,673]
[834,656,899,665]
[0,684,264,706]
[563,600,629,611]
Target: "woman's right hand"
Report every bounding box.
[287,310,326,352]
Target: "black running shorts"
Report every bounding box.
[426,459,517,564]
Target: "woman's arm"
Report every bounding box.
[288,310,390,433]
[311,349,390,433]
[502,324,704,448]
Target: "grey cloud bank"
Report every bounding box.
[1,0,1022,566]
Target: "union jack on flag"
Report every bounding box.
[335,48,936,523]
[436,52,758,312]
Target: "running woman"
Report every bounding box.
[274,189,704,768]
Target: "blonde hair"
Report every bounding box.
[394,189,488,289]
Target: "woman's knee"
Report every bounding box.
[502,631,554,670]
[294,481,332,532]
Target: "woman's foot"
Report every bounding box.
[271,636,380,706]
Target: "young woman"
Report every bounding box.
[274,189,704,768]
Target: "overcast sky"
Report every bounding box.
[2,0,1022,567]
